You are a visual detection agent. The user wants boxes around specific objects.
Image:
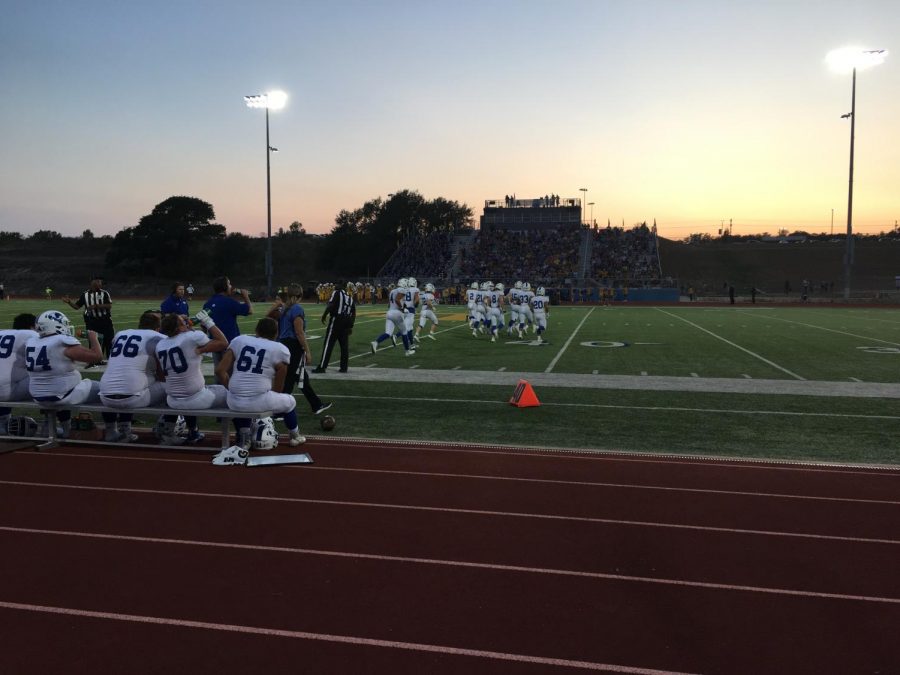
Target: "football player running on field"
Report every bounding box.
[506,282,522,337]
[486,283,505,342]
[517,282,535,338]
[371,279,414,355]
[216,317,305,449]
[414,283,439,341]
[403,277,420,342]
[531,286,551,343]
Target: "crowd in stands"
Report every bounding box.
[590,223,660,286]
[459,225,582,284]
[379,232,455,280]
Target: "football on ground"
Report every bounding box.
[320,415,336,431]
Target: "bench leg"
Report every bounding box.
[220,418,231,449]
[36,409,60,451]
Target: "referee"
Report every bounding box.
[63,275,115,363]
[314,281,355,373]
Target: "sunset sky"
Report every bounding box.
[1,0,896,240]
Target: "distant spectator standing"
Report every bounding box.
[62,275,115,363]
[315,281,356,373]
[729,285,735,305]
[203,276,253,382]
[186,283,194,300]
[161,282,189,318]
[45,286,52,301]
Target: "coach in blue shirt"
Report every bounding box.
[160,282,189,317]
[203,276,253,381]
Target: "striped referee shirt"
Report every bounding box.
[327,290,355,318]
[76,289,112,319]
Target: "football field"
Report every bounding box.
[3,299,899,464]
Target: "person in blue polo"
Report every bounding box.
[160,282,189,318]
[202,276,253,382]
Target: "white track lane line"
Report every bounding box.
[654,308,805,380]
[2,484,898,546]
[0,600,697,674]
[2,528,899,605]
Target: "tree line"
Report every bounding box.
[3,191,473,290]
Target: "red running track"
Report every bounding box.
[1,439,899,674]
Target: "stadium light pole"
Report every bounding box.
[244,90,288,299]
[579,188,588,225]
[826,47,887,300]
[588,202,595,227]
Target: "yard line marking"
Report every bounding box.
[545,308,595,373]
[349,323,467,362]
[0,601,698,674]
[498,367,507,372]
[452,366,462,370]
[2,530,899,605]
[741,374,752,379]
[409,365,420,369]
[849,377,862,383]
[690,373,698,378]
[655,308,805,380]
[365,363,378,368]
[739,312,900,346]
[2,488,899,546]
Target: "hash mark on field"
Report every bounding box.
[690,373,699,378]
[641,371,648,376]
[452,366,462,370]
[742,374,753,379]
[498,367,507,372]
[592,370,599,375]
[365,363,378,368]
[409,365,420,369]
[849,377,862,382]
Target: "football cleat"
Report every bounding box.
[370,341,378,354]
[314,402,333,415]
[405,349,416,356]
[212,445,249,466]
[186,430,206,444]
[289,430,306,446]
[390,334,398,347]
[413,334,421,343]
[250,417,278,450]
[427,333,436,341]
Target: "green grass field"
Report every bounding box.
[3,299,899,465]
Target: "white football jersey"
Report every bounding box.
[389,287,405,308]
[488,290,502,308]
[419,292,436,312]
[100,328,165,396]
[519,290,535,307]
[155,330,210,398]
[403,286,419,311]
[508,288,522,306]
[0,329,39,394]
[225,334,290,398]
[25,333,82,398]
[466,288,478,306]
[532,294,550,312]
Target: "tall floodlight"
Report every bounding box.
[579,188,588,225]
[588,202,595,227]
[244,90,288,299]
[826,48,887,300]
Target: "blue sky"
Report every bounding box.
[1,0,896,239]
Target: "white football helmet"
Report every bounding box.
[154,415,187,439]
[522,282,532,292]
[408,277,418,289]
[36,310,73,337]
[481,281,491,291]
[398,278,408,289]
[470,281,479,290]
[424,282,435,292]
[537,286,546,296]
[514,281,523,290]
[251,417,279,450]
[495,283,504,292]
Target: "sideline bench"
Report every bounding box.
[0,400,274,452]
